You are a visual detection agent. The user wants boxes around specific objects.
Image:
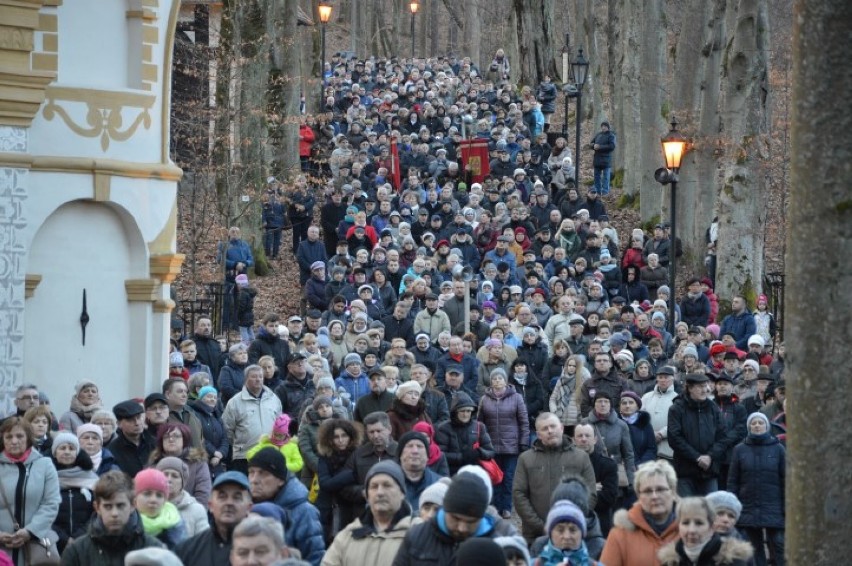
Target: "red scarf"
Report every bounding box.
[3,448,32,463]
[412,421,443,466]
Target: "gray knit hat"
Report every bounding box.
[419,477,451,509]
[706,490,743,521]
[365,460,405,491]
[344,352,362,367]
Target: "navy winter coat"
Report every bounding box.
[591,130,616,168]
[271,475,326,565]
[728,433,785,529]
[719,311,757,350]
[623,410,658,465]
[667,395,728,480]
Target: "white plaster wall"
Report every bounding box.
[24,201,142,410]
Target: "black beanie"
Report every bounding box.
[397,430,430,455]
[443,472,490,518]
[455,537,507,566]
[248,447,288,481]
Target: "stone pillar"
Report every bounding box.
[0,0,54,414]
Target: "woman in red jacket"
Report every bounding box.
[299,119,315,173]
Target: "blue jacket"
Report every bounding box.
[221,239,253,273]
[335,371,370,402]
[189,399,229,461]
[434,353,480,390]
[272,476,326,565]
[404,469,443,514]
[296,239,328,283]
[483,249,517,280]
[262,201,286,229]
[719,311,757,350]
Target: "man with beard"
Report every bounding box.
[192,317,223,378]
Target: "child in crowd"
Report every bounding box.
[706,490,750,542]
[535,500,601,566]
[235,273,257,344]
[134,468,187,549]
[245,413,304,474]
[59,471,163,565]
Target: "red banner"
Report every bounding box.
[460,139,490,184]
[390,140,402,192]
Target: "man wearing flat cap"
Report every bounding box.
[667,373,730,497]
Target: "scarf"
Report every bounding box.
[70,395,103,421]
[3,448,32,463]
[622,413,639,425]
[513,372,528,385]
[89,449,103,472]
[538,539,592,566]
[140,501,182,536]
[57,466,99,490]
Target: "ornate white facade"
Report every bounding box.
[0,0,183,414]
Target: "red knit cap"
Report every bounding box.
[135,468,169,495]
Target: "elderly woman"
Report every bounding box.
[478,367,529,519]
[0,417,60,566]
[59,380,103,433]
[90,409,118,445]
[186,371,212,401]
[188,385,228,475]
[477,337,513,395]
[435,392,496,476]
[76,423,120,476]
[155,457,209,537]
[409,364,450,425]
[386,381,430,440]
[582,394,636,503]
[657,497,753,566]
[148,423,211,508]
[600,459,680,566]
[728,412,786,566]
[218,342,250,405]
[384,338,416,383]
[50,432,98,553]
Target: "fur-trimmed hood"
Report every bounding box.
[658,534,754,565]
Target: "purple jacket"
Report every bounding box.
[478,385,530,454]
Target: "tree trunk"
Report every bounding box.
[512,0,558,86]
[603,0,624,175]
[715,0,770,308]
[617,0,642,198]
[269,0,301,180]
[574,0,604,180]
[787,0,852,561]
[637,0,667,221]
[673,0,727,272]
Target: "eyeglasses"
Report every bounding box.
[164,432,184,441]
[638,487,671,497]
[16,395,39,401]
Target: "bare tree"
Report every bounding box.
[786,0,852,560]
[512,0,559,85]
[714,0,770,309]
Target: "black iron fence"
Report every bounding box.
[176,282,233,337]
[764,271,785,343]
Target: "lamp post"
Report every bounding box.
[571,48,589,181]
[318,2,332,111]
[409,1,419,59]
[655,116,688,334]
[561,44,570,136]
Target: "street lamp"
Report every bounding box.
[561,43,570,136]
[654,116,688,334]
[409,1,419,59]
[571,48,589,181]
[318,2,332,111]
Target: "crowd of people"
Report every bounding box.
[1,53,786,566]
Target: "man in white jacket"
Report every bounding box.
[640,366,679,461]
[222,365,282,474]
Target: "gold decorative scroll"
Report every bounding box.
[42,87,155,151]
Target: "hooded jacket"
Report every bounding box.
[728,432,785,529]
[58,512,163,566]
[600,502,679,566]
[435,393,496,475]
[392,510,518,566]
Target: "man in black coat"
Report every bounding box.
[320,190,347,256]
[107,401,155,478]
[573,423,619,538]
[192,317,223,379]
[248,314,291,375]
[382,303,415,347]
[668,373,729,497]
[589,121,616,196]
[175,471,253,566]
